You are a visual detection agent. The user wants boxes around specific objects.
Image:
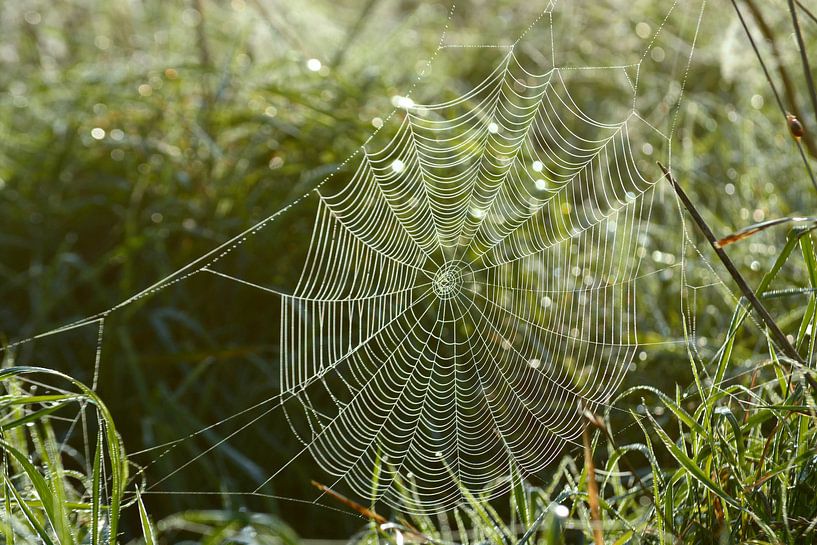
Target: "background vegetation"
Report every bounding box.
[1,0,816,543]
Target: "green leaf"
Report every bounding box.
[615,385,704,435]
[3,473,56,545]
[0,403,69,432]
[136,488,156,545]
[91,429,102,545]
[35,422,74,545]
[0,437,61,536]
[646,411,740,509]
[510,464,530,527]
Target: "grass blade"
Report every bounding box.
[136,488,156,545]
[646,412,740,509]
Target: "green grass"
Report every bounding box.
[0,364,303,544]
[2,322,815,543]
[2,0,817,543]
[0,366,127,544]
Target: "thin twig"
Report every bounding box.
[311,480,387,525]
[796,0,817,26]
[788,0,817,124]
[310,480,434,543]
[732,0,817,192]
[741,1,794,113]
[659,162,805,366]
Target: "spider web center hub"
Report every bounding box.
[432,262,464,300]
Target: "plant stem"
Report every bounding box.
[332,0,380,68]
[582,423,604,545]
[192,0,211,70]
[788,0,817,124]
[796,0,817,25]
[732,0,817,193]
[659,162,805,365]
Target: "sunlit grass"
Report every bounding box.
[1,0,817,542]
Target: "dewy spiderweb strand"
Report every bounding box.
[4,0,712,516]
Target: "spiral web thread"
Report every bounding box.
[0,0,724,519]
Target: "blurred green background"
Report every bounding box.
[1,0,816,539]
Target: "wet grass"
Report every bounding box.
[1,0,817,543]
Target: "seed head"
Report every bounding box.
[787,113,805,139]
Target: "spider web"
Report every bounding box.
[266,56,659,511]
[2,0,728,521]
